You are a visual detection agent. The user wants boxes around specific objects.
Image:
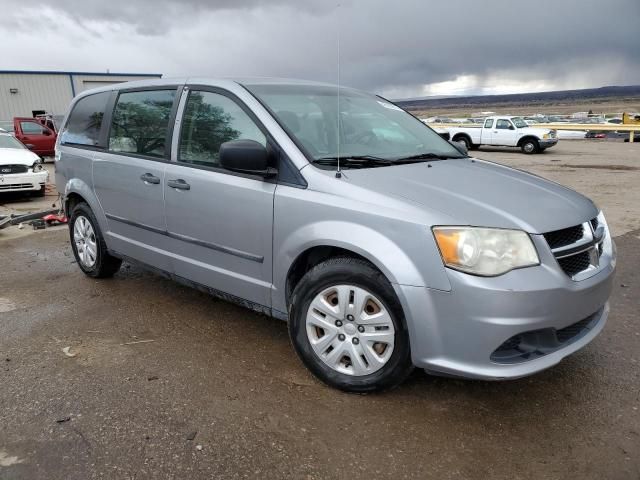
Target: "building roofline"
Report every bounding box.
[0,70,162,77]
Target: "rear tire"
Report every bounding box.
[288,257,413,393]
[521,139,539,154]
[454,136,471,151]
[69,202,122,278]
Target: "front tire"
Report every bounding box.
[69,202,122,278]
[521,139,539,154]
[289,257,413,392]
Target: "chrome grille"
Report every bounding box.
[543,217,604,280]
[557,251,591,277]
[543,224,584,249]
[0,183,34,190]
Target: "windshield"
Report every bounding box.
[512,117,528,128]
[245,84,464,166]
[0,134,26,149]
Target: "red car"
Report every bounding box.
[12,117,57,157]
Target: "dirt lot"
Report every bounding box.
[1,142,639,479]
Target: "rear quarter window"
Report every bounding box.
[61,91,111,146]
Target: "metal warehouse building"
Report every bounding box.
[0,70,162,120]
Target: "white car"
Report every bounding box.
[0,132,48,196]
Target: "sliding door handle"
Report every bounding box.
[167,179,190,190]
[140,173,160,184]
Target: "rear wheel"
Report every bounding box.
[521,139,539,154]
[289,257,413,392]
[69,202,122,278]
[454,135,471,151]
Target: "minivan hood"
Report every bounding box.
[342,158,598,234]
[0,148,40,167]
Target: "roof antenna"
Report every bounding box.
[335,3,342,179]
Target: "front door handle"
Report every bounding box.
[140,173,160,184]
[167,179,190,190]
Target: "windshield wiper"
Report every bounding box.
[311,155,394,168]
[395,152,465,162]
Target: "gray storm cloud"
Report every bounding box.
[1,0,639,97]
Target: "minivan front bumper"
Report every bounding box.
[397,237,615,380]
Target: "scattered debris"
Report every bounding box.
[186,431,198,441]
[62,346,77,358]
[0,208,60,231]
[147,376,159,381]
[195,445,203,451]
[42,213,68,226]
[621,283,629,288]
[120,339,155,346]
[56,416,71,424]
[30,219,46,230]
[0,450,24,467]
[0,298,16,313]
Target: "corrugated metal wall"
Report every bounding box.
[0,74,72,119]
[0,73,161,120]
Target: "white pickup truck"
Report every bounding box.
[445,116,558,154]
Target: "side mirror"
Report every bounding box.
[449,140,468,155]
[42,129,52,136]
[219,139,277,177]
[509,125,515,130]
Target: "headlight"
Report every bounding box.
[543,133,549,139]
[432,226,540,276]
[32,159,43,172]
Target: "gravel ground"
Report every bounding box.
[0,141,639,479]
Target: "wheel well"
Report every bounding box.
[64,192,86,216]
[518,136,539,146]
[452,133,470,143]
[285,246,382,306]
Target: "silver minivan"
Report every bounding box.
[55,78,615,392]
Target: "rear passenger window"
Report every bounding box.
[108,89,176,158]
[484,119,494,128]
[61,92,111,146]
[178,91,266,168]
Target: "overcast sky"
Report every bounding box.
[2,0,639,98]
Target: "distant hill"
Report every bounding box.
[395,85,640,110]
